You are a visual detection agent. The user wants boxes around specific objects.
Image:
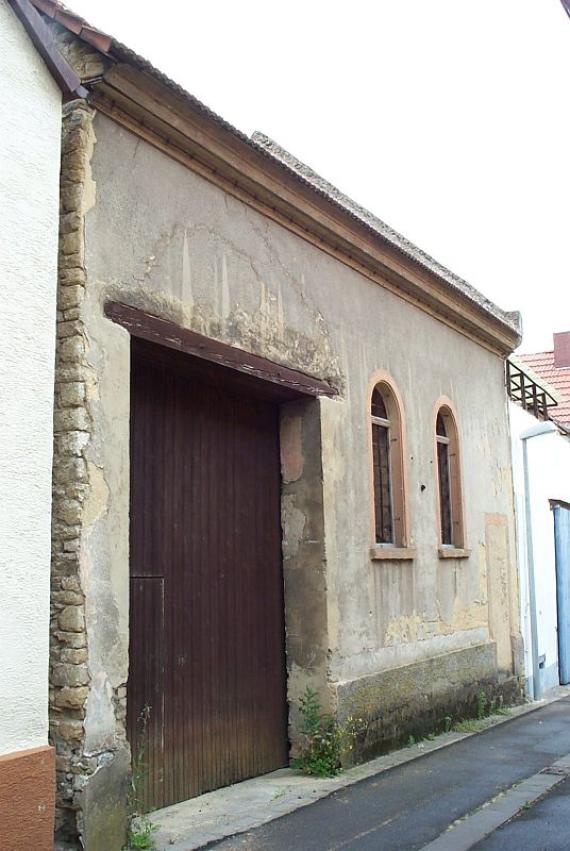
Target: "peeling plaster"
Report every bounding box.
[280,415,304,484]
[282,495,306,560]
[82,462,108,529]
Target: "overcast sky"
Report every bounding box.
[67,0,570,352]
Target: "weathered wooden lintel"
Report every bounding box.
[104,301,337,399]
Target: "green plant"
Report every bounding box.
[443,715,453,733]
[127,818,158,850]
[123,706,158,851]
[292,687,366,778]
[477,690,488,720]
[454,717,487,734]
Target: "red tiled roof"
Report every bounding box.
[519,350,570,427]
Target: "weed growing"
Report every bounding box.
[124,705,158,851]
[293,687,367,778]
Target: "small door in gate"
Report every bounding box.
[554,503,570,685]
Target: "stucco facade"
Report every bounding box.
[0,0,62,846]
[87,113,521,693]
[49,104,524,849]
[36,10,525,850]
[510,401,570,696]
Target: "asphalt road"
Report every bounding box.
[212,697,570,851]
[474,774,570,851]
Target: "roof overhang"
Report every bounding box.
[31,0,521,356]
[7,0,87,98]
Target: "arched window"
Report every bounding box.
[371,382,406,547]
[435,406,464,548]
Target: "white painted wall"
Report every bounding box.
[0,1,62,755]
[510,402,570,696]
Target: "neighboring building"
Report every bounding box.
[0,1,85,849]
[519,331,570,431]
[32,3,523,848]
[508,358,570,699]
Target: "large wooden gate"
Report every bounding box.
[128,338,289,810]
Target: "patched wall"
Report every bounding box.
[51,104,522,846]
[86,111,521,706]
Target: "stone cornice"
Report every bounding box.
[89,65,518,356]
[30,0,520,355]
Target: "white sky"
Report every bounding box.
[67,0,570,352]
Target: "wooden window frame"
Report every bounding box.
[368,373,414,561]
[433,399,468,558]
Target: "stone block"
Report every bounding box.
[61,577,81,593]
[57,321,83,340]
[58,335,85,363]
[60,212,82,235]
[59,648,88,665]
[60,230,83,257]
[59,285,84,310]
[58,606,85,633]
[56,499,82,526]
[52,590,84,606]
[53,686,89,710]
[58,382,86,408]
[63,308,81,321]
[52,719,84,743]
[53,632,87,650]
[51,663,90,688]
[60,184,83,213]
[60,268,85,287]
[54,431,90,456]
[60,251,84,270]
[53,456,87,483]
[54,408,90,433]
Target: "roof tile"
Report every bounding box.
[519,350,570,426]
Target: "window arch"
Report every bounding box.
[370,379,406,547]
[435,404,464,548]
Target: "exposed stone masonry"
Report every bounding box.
[49,100,94,845]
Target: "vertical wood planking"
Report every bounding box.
[128,338,289,810]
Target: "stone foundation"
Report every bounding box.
[334,642,525,762]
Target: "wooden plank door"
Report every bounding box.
[127,338,289,810]
[554,504,570,685]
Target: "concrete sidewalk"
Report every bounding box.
[210,695,570,851]
[145,690,570,850]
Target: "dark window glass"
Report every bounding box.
[436,412,447,437]
[437,439,453,544]
[371,388,388,420]
[373,421,393,543]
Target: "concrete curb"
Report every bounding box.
[419,753,570,850]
